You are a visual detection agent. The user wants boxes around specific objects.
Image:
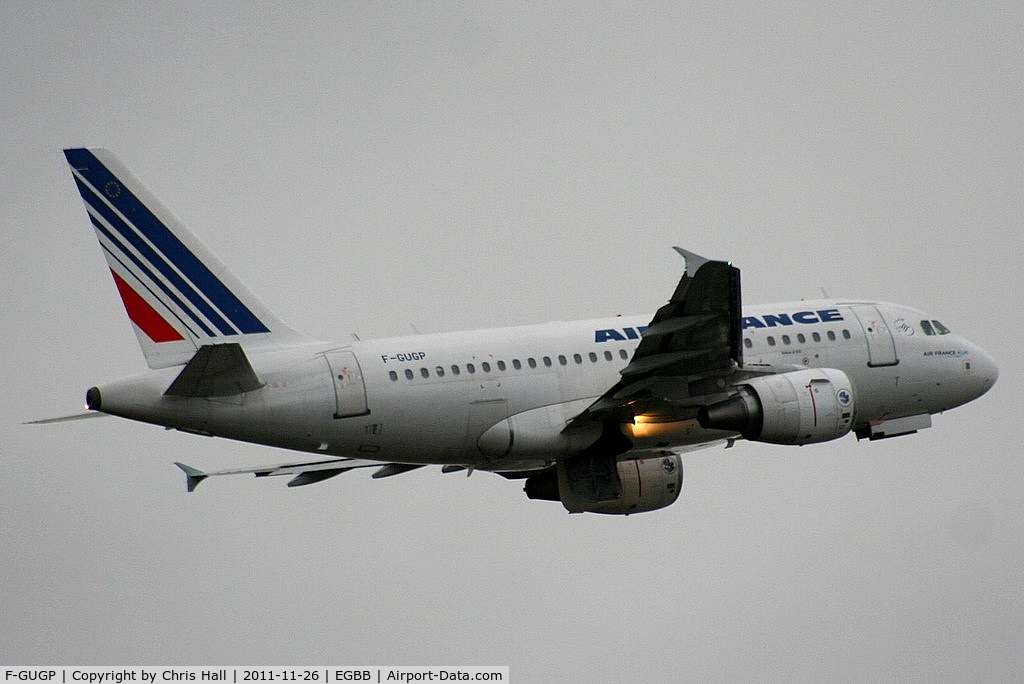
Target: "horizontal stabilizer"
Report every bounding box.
[164,343,264,397]
[24,411,108,425]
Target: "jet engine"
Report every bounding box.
[525,452,683,515]
[697,368,855,445]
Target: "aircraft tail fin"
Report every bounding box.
[63,148,308,369]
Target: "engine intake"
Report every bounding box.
[698,368,856,445]
[525,451,684,515]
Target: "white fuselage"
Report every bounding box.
[59,148,999,509]
[94,299,998,472]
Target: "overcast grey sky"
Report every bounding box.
[2,2,1021,680]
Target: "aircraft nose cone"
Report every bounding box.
[936,339,998,412]
[974,346,999,392]
[962,342,999,406]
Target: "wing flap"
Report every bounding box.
[372,463,427,479]
[174,457,385,491]
[286,468,349,487]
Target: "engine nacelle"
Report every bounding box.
[697,368,856,445]
[525,452,683,515]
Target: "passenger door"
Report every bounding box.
[324,350,370,418]
[848,305,898,367]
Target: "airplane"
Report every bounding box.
[47,147,998,514]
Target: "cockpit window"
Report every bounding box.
[921,319,951,336]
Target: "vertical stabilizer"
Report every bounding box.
[63,148,308,368]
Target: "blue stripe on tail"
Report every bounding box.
[74,175,229,336]
[64,148,270,336]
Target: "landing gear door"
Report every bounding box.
[849,305,898,367]
[324,350,370,418]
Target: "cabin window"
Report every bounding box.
[481,362,491,373]
[842,329,851,340]
[797,333,806,344]
[420,368,430,378]
[404,369,414,380]
[812,332,821,342]
[589,352,598,362]
[604,351,613,361]
[827,331,836,341]
[528,358,537,369]
[619,349,629,360]
[767,336,776,347]
[389,371,398,382]
[450,365,461,376]
[782,335,791,345]
[497,360,506,371]
[743,338,752,349]
[512,359,522,370]
[435,366,445,378]
[573,353,582,364]
[466,363,476,374]
[543,356,553,367]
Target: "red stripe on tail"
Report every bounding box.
[110,270,185,343]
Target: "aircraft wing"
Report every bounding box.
[174,458,425,491]
[570,248,743,426]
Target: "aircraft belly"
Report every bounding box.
[366,375,581,465]
[346,385,471,464]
